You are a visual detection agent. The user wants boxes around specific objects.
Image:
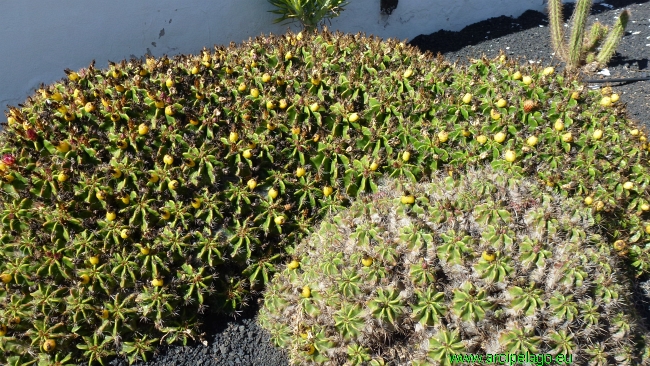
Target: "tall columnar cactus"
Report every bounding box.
[548,0,630,70]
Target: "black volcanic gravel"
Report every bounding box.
[103,1,650,365]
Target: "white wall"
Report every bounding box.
[0,0,591,112]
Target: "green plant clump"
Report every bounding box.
[1,29,650,364]
[258,165,648,365]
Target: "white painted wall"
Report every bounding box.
[0,0,594,113]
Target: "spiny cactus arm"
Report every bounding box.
[583,22,607,53]
[596,9,630,67]
[547,0,567,60]
[567,0,593,68]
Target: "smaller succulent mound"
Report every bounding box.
[257,164,647,365]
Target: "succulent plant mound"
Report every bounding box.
[1,27,650,364]
[258,165,648,365]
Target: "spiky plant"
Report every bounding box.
[548,0,630,71]
[1,29,650,364]
[258,165,648,365]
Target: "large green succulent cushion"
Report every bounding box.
[0,28,648,364]
[257,165,645,365]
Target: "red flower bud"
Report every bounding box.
[26,128,37,141]
[2,154,16,165]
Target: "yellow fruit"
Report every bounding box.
[99,309,110,319]
[291,126,301,135]
[140,246,150,255]
[562,132,573,143]
[242,149,253,159]
[168,180,179,190]
[645,225,650,234]
[288,260,300,270]
[262,73,271,83]
[52,92,63,102]
[369,162,379,171]
[56,141,71,153]
[309,102,320,112]
[301,285,311,298]
[490,109,501,120]
[57,172,68,182]
[438,131,449,142]
[276,77,285,86]
[274,216,286,225]
[362,257,373,267]
[403,68,413,78]
[571,91,580,100]
[631,129,640,136]
[600,97,612,107]
[323,186,334,197]
[84,102,95,113]
[111,168,122,179]
[623,181,634,190]
[165,78,174,88]
[610,93,620,103]
[250,88,260,98]
[191,66,200,75]
[3,174,14,183]
[68,71,80,81]
[7,116,16,126]
[461,129,471,137]
[266,101,276,110]
[115,84,126,93]
[476,135,488,144]
[554,120,564,131]
[494,132,506,143]
[311,76,321,86]
[0,324,6,336]
[401,195,415,204]
[312,134,320,142]
[584,196,593,205]
[527,136,538,146]
[279,99,288,109]
[267,122,277,131]
[89,256,100,265]
[151,278,164,287]
[148,172,159,183]
[613,240,626,251]
[522,76,532,85]
[593,129,603,140]
[120,229,130,239]
[247,179,257,190]
[296,167,306,178]
[229,131,239,143]
[106,211,117,221]
[138,123,149,135]
[165,105,175,116]
[195,91,204,100]
[306,344,316,355]
[594,201,604,211]
[402,151,411,162]
[512,71,522,80]
[462,93,472,104]
[121,194,130,204]
[504,150,516,162]
[642,203,650,211]
[155,100,165,109]
[0,273,12,284]
[542,66,555,76]
[80,274,90,284]
[163,155,174,165]
[96,191,106,201]
[482,250,496,262]
[268,188,279,199]
[238,82,247,92]
[42,339,56,352]
[189,118,200,126]
[496,99,507,108]
[160,209,171,220]
[284,51,293,61]
[348,113,359,122]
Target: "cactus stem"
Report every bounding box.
[596,9,630,67]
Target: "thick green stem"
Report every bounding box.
[596,10,630,66]
[547,0,567,60]
[567,0,592,69]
